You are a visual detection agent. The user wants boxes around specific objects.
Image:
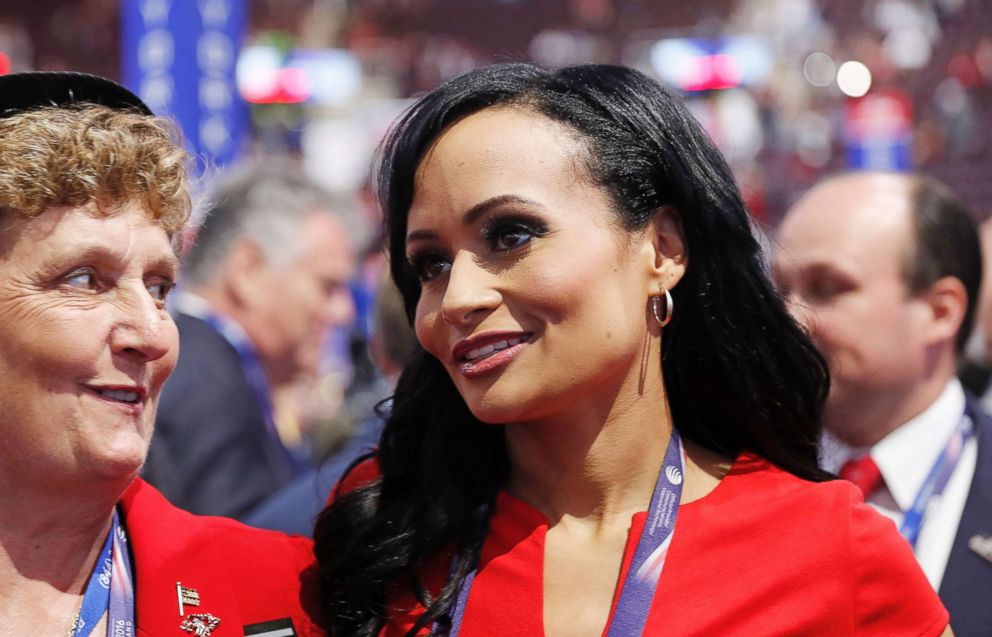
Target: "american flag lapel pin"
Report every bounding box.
[176,581,201,617]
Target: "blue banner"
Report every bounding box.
[844,137,912,172]
[121,0,248,169]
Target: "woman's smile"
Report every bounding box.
[0,202,178,480]
[83,383,149,416]
[407,107,662,424]
[453,331,533,378]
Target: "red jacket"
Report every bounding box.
[119,478,323,636]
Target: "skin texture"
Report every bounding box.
[774,173,965,448]
[203,211,356,387]
[405,106,701,637]
[0,201,179,637]
[408,107,670,427]
[0,202,178,487]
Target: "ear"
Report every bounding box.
[223,238,269,308]
[920,276,968,347]
[640,206,688,296]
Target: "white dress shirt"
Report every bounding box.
[820,378,978,590]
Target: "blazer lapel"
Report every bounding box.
[120,480,244,636]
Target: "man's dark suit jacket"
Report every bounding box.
[940,397,992,636]
[143,312,300,519]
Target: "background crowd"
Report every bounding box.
[2,0,991,221]
[0,0,991,634]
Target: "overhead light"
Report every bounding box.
[837,61,872,97]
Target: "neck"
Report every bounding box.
[189,285,239,326]
[837,367,957,449]
[505,363,671,525]
[189,286,288,387]
[0,476,123,593]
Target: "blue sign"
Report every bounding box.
[844,137,912,171]
[121,0,248,170]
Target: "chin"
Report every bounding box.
[467,389,543,425]
[89,440,149,482]
[76,459,144,493]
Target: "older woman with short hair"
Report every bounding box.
[0,72,319,637]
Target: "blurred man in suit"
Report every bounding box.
[774,172,990,635]
[143,161,360,519]
[245,267,418,534]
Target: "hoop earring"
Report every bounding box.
[651,287,673,328]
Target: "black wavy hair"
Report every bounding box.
[314,63,830,636]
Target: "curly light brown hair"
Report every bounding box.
[0,104,191,236]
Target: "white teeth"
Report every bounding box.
[465,337,525,361]
[467,344,494,360]
[100,389,139,403]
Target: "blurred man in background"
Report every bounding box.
[773,171,991,635]
[245,268,418,534]
[143,161,360,519]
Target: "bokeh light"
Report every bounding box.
[837,61,872,97]
[803,52,836,87]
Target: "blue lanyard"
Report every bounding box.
[72,510,135,637]
[438,430,685,636]
[899,409,973,548]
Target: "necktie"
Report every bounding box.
[839,455,883,498]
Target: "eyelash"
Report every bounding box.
[63,268,98,290]
[60,267,176,305]
[406,250,448,283]
[481,217,548,252]
[407,216,549,283]
[147,279,175,303]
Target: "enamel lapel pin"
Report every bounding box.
[177,582,201,616]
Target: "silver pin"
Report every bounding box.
[180,613,221,636]
[176,581,201,617]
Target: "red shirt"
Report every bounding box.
[347,454,948,636]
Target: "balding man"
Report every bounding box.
[774,172,991,635]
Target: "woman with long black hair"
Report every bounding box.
[314,63,950,636]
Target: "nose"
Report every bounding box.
[440,250,501,327]
[110,285,175,363]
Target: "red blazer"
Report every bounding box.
[119,479,323,636]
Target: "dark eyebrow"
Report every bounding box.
[406,194,543,246]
